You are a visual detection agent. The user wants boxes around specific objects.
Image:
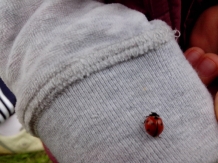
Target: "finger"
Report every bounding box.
[215,92,218,121]
[184,48,218,85]
[196,53,218,85]
[184,47,205,67]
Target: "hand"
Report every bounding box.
[184,47,218,121]
[185,5,218,121]
[184,47,218,86]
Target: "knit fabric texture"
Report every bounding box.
[0,0,218,162]
[38,40,218,163]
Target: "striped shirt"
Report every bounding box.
[0,78,16,123]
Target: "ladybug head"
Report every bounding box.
[150,112,159,117]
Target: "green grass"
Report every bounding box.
[2,151,217,163]
[0,151,52,163]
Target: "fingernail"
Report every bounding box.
[197,58,217,77]
[215,92,218,121]
[185,50,202,66]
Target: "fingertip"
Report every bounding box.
[184,47,205,57]
[197,57,217,76]
[184,47,205,67]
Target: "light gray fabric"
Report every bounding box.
[0,0,218,162]
[0,0,173,133]
[38,40,218,163]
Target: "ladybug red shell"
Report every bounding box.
[144,112,164,137]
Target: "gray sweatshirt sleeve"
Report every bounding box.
[1,1,218,163]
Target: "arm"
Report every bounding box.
[1,1,218,162]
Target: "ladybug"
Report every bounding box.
[144,112,164,137]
